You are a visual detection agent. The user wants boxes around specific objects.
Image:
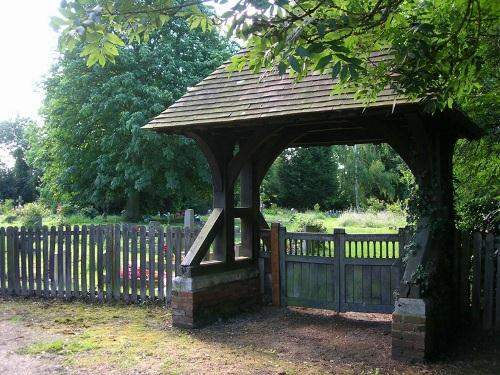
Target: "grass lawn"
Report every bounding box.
[0,298,498,375]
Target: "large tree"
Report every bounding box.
[31,18,234,219]
[0,118,38,203]
[52,0,497,112]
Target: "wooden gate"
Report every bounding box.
[259,224,405,313]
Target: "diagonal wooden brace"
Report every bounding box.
[181,208,224,272]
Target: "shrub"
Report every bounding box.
[57,203,79,217]
[18,202,49,227]
[366,198,385,213]
[313,203,321,212]
[298,217,327,233]
[5,215,17,223]
[0,199,15,215]
[81,206,98,219]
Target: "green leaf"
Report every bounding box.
[331,61,341,80]
[278,61,286,76]
[315,55,331,71]
[349,64,359,80]
[296,46,310,58]
[288,55,301,73]
[106,33,125,46]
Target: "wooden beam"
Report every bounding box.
[181,208,224,269]
[270,223,281,307]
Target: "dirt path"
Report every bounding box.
[0,299,498,375]
[0,318,68,375]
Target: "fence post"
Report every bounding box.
[334,228,346,312]
[279,225,287,307]
[496,234,500,332]
[270,222,281,307]
[472,232,482,327]
[483,233,494,330]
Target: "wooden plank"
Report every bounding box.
[326,264,334,302]
[459,233,472,322]
[175,228,182,276]
[122,224,130,303]
[472,233,482,326]
[81,225,88,298]
[165,227,173,304]
[65,225,72,298]
[148,225,156,299]
[0,227,5,295]
[139,226,147,302]
[345,265,354,304]
[181,208,223,268]
[57,225,64,298]
[20,227,28,295]
[279,226,287,306]
[380,266,391,305]
[270,223,281,306]
[42,227,49,295]
[334,228,345,311]
[96,226,104,302]
[35,227,41,296]
[27,228,34,295]
[390,263,401,304]
[284,255,337,264]
[362,266,372,304]
[49,226,56,297]
[317,264,328,300]
[157,226,165,302]
[482,233,494,330]
[73,225,80,297]
[89,225,96,302]
[6,228,13,294]
[113,224,121,301]
[496,236,500,332]
[371,266,382,305]
[301,261,310,300]
[130,225,138,303]
[105,225,113,302]
[353,266,363,303]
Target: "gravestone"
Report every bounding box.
[184,209,194,230]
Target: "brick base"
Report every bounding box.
[392,298,432,362]
[171,268,260,328]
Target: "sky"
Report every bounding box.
[0,1,60,122]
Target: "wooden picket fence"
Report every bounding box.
[0,224,198,303]
[459,231,500,331]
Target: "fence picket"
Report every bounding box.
[113,224,121,301]
[20,227,27,295]
[0,227,5,295]
[495,236,500,332]
[148,225,156,299]
[130,225,138,303]
[89,225,96,302]
[472,233,482,326]
[65,226,72,298]
[57,226,64,298]
[122,224,129,303]
[49,226,57,298]
[139,226,147,302]
[175,228,182,276]
[42,227,49,295]
[73,225,80,297]
[105,226,113,301]
[34,227,41,296]
[27,228,35,295]
[157,226,165,301]
[81,225,88,298]
[483,234,494,330]
[97,226,104,302]
[165,227,173,304]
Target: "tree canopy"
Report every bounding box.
[30,18,234,218]
[53,0,498,111]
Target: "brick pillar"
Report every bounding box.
[171,267,260,328]
[392,298,433,361]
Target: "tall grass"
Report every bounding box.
[336,210,406,229]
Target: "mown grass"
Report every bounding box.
[262,208,406,234]
[2,299,318,375]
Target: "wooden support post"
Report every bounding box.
[270,223,281,307]
[334,228,346,312]
[472,232,482,326]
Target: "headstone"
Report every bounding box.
[184,209,194,230]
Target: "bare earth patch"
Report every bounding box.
[0,298,498,375]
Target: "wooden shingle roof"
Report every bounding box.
[143,51,412,131]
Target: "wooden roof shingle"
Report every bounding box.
[143,51,415,131]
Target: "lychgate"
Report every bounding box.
[143,51,480,361]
